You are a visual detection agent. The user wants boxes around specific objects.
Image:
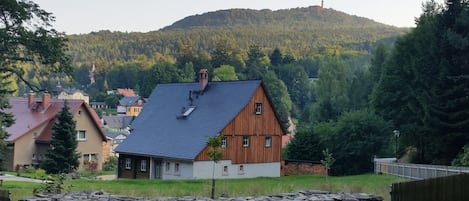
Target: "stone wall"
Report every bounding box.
[281,159,326,176]
[19,190,383,201]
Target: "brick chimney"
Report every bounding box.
[42,91,51,110]
[28,91,35,108]
[199,69,208,91]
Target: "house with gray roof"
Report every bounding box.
[116,96,145,117]
[115,69,285,179]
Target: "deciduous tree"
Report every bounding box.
[207,134,223,199]
[0,0,71,169]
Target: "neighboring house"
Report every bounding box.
[105,130,130,156]
[102,115,134,156]
[116,88,136,97]
[282,117,296,148]
[4,92,109,171]
[115,69,285,179]
[89,102,109,110]
[57,89,90,104]
[102,115,134,131]
[116,96,145,116]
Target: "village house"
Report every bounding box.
[57,88,90,104]
[116,96,145,117]
[4,92,109,171]
[115,69,285,179]
[102,115,134,155]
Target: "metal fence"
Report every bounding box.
[374,159,469,180]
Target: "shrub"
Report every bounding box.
[83,160,98,173]
[103,156,118,171]
[34,174,71,194]
[34,168,47,179]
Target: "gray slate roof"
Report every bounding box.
[118,96,141,106]
[115,80,261,160]
[103,115,134,129]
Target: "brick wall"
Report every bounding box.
[281,160,326,176]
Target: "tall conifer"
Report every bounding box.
[43,101,79,174]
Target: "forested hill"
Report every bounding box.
[66,6,407,69]
[163,6,390,30]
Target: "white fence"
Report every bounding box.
[374,160,469,180]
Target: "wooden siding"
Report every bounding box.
[195,85,283,164]
[118,154,150,179]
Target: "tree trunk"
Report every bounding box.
[211,178,215,199]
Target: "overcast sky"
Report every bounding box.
[33,0,445,34]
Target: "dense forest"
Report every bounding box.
[9,2,469,175]
[64,6,405,71]
[19,6,402,98]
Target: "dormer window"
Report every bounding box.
[255,102,262,115]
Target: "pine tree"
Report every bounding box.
[42,101,79,174]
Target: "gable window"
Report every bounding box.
[265,136,272,148]
[221,136,227,148]
[242,136,250,147]
[255,102,263,115]
[140,160,147,172]
[125,158,132,170]
[77,130,86,141]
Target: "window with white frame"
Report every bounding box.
[140,160,147,172]
[125,158,132,170]
[77,130,86,141]
[221,136,227,148]
[265,136,272,147]
[255,102,262,115]
[242,136,250,147]
[83,153,97,162]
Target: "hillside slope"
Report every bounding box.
[66,6,406,68]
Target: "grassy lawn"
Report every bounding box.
[3,174,405,201]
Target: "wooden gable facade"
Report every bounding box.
[195,84,283,164]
